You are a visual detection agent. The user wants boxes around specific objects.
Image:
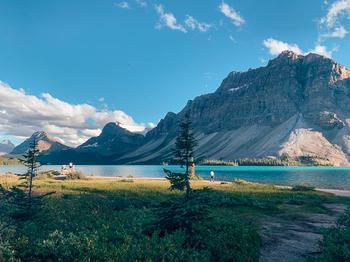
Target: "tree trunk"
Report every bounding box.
[185,160,191,200]
[28,164,34,206]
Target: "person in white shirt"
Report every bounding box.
[210,170,215,182]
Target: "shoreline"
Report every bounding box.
[89,175,350,197]
[1,172,350,197]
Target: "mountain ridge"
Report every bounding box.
[11,131,70,155]
[115,51,350,165]
[23,51,350,165]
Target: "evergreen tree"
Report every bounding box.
[20,137,41,205]
[164,113,197,199]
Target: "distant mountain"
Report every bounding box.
[42,51,350,165]
[0,139,15,155]
[39,123,145,164]
[77,122,144,156]
[11,131,70,155]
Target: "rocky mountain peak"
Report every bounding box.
[41,51,350,166]
[126,51,350,165]
[77,122,144,157]
[11,131,69,155]
[0,139,15,155]
[0,139,14,146]
[101,122,130,136]
[32,131,48,139]
[277,50,301,60]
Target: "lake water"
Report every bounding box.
[1,165,350,190]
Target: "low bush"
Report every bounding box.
[152,197,209,236]
[119,179,134,183]
[190,175,203,180]
[35,170,60,179]
[317,208,350,261]
[203,221,260,261]
[233,179,252,185]
[66,171,87,180]
[291,185,315,191]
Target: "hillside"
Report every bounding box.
[41,51,350,165]
[11,131,70,155]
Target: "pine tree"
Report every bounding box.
[164,113,197,199]
[20,137,41,206]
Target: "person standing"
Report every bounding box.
[210,170,215,182]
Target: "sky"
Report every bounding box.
[1,0,350,146]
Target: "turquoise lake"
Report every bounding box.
[1,165,350,190]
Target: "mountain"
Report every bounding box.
[39,123,145,164]
[117,51,350,165]
[11,131,70,155]
[42,51,350,165]
[77,122,144,156]
[0,139,15,155]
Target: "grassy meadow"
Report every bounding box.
[0,174,349,261]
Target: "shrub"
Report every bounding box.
[190,175,203,180]
[291,185,315,191]
[203,221,260,262]
[119,179,134,183]
[317,209,350,261]
[152,198,209,237]
[35,170,60,180]
[232,179,251,185]
[66,171,87,180]
[127,230,209,261]
[0,226,17,262]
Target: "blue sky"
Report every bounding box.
[0,0,350,146]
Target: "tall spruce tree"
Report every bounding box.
[20,137,41,205]
[164,113,197,199]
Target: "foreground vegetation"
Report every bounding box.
[0,175,349,261]
[317,208,350,261]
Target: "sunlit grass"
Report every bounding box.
[1,173,349,261]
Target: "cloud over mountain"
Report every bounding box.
[263,38,303,56]
[0,82,150,147]
[263,38,334,58]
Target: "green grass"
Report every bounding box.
[0,175,349,261]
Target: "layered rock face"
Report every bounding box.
[11,131,70,155]
[41,51,350,165]
[118,51,350,165]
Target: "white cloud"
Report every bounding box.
[219,1,245,27]
[184,15,211,32]
[115,1,130,9]
[321,25,348,38]
[263,38,334,58]
[308,44,334,58]
[319,0,350,41]
[263,38,303,55]
[154,4,187,32]
[0,82,151,147]
[320,0,350,27]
